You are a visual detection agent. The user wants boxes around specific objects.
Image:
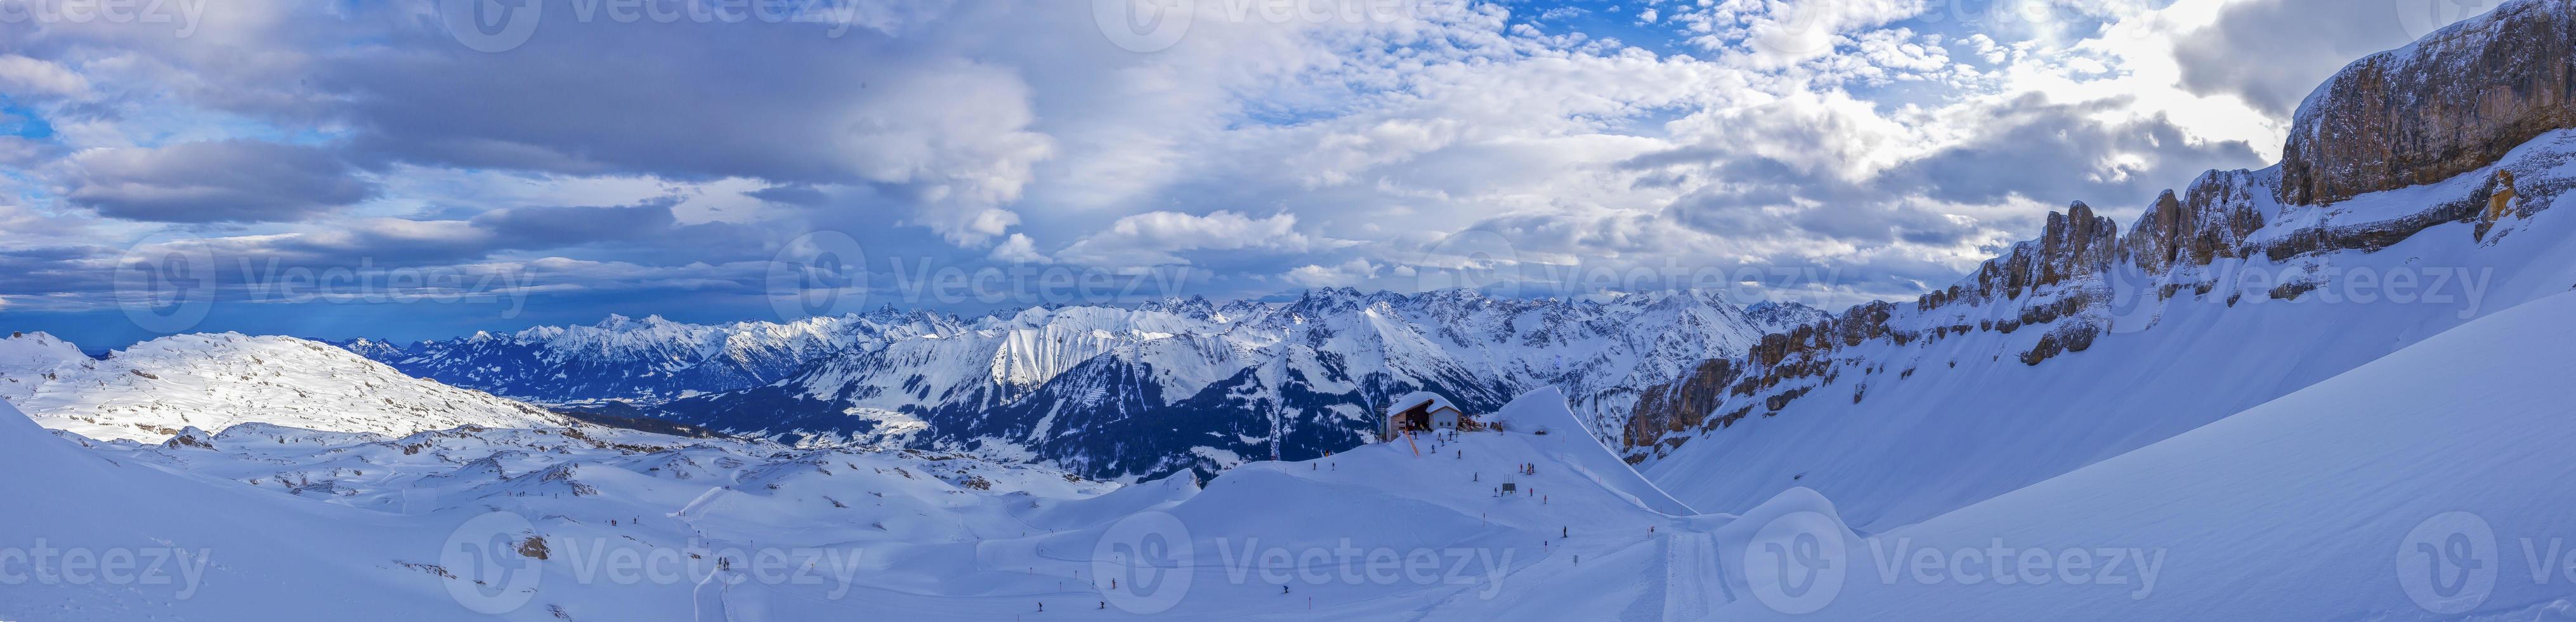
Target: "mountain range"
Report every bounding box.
[324,289,1807,482]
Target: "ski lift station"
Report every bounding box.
[1381,391,1475,440]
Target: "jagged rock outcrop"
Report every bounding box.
[2036,202,2121,286]
[2278,0,2576,206]
[1941,202,2121,305]
[2122,171,2268,273]
[1628,0,2576,458]
[1623,359,1738,448]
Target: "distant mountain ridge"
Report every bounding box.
[347,308,955,405]
[338,288,1777,482]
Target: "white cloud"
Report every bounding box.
[0,55,90,97]
[987,233,1053,264]
[1283,258,1382,288]
[1056,211,1342,267]
[0,0,2318,321]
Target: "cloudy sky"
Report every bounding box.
[0,0,2504,347]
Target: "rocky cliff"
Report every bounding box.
[2122,170,2268,274]
[2278,0,2576,206]
[1620,0,2576,459]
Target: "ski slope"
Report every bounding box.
[1711,291,2576,619]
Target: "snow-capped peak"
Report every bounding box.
[0,333,565,442]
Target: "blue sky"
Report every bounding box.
[0,0,2503,348]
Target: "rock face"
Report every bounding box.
[1623,0,2576,463]
[2122,171,2268,274]
[1622,358,1737,449]
[1940,202,2121,304]
[2278,0,2576,206]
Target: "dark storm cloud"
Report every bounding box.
[470,201,682,248]
[313,3,1053,191]
[2172,0,2469,117]
[1875,95,2263,215]
[0,246,112,297]
[159,198,742,270]
[747,185,830,206]
[67,140,375,223]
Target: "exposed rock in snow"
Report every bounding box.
[2122,171,2268,274]
[0,331,89,402]
[1726,291,2576,619]
[2279,0,2576,206]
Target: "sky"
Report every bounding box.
[0,0,2509,348]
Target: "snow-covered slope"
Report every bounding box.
[0,331,86,401]
[1642,126,2576,531]
[0,333,567,442]
[2,382,1860,621]
[14,299,2576,621]
[1631,1,2576,530]
[1715,290,2576,619]
[0,387,1132,621]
